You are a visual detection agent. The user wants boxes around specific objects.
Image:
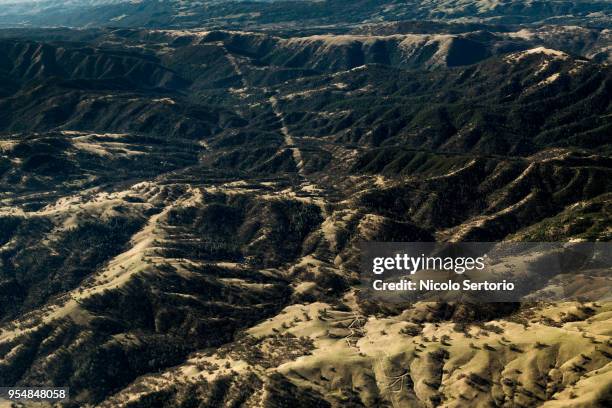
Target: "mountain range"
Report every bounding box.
[0,1,610,407]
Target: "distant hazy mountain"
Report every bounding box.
[1,0,610,29]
